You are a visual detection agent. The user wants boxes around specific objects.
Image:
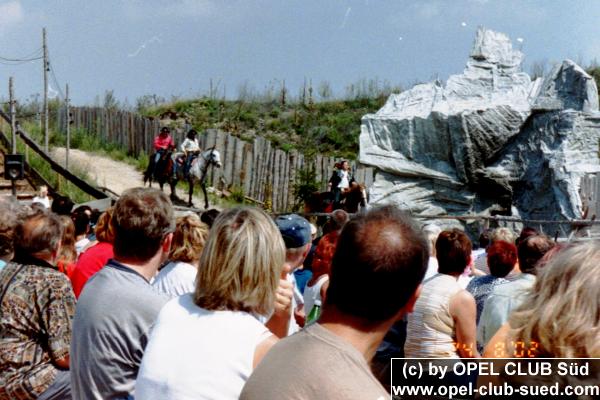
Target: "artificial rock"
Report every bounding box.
[360,27,600,235]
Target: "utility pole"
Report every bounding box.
[65,83,70,170]
[9,77,17,197]
[43,27,49,153]
[9,77,16,154]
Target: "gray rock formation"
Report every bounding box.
[360,27,600,235]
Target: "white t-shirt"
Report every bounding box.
[303,275,329,317]
[32,195,50,208]
[153,261,197,298]
[75,238,90,256]
[338,170,350,189]
[135,294,271,400]
[180,138,200,153]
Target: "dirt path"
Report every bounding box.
[51,148,210,207]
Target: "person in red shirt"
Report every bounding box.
[69,208,115,298]
[150,127,175,177]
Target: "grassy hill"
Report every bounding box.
[142,95,391,161]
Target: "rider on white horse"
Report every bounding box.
[177,129,201,179]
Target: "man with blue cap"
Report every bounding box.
[274,214,313,335]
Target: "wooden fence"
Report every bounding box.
[58,107,374,212]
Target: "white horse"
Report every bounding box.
[169,147,222,209]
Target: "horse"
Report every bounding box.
[143,149,173,190]
[144,148,222,209]
[305,182,368,215]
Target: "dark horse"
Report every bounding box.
[305,183,368,214]
[143,148,222,209]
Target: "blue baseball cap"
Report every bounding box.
[275,214,312,249]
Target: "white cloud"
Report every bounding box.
[340,7,351,29]
[0,1,24,29]
[128,35,162,58]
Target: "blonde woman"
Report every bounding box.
[56,215,77,276]
[135,207,287,399]
[484,241,600,358]
[153,214,209,297]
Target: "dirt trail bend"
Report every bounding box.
[51,148,209,207]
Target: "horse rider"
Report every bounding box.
[328,160,353,208]
[152,127,175,175]
[180,129,201,178]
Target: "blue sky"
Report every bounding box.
[1,0,600,105]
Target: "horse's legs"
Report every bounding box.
[187,179,194,207]
[201,183,209,209]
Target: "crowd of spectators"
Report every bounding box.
[0,187,598,399]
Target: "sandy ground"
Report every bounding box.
[51,147,210,207]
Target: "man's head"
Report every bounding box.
[160,127,170,136]
[38,185,48,198]
[15,209,63,263]
[487,240,517,278]
[326,209,349,234]
[325,205,428,324]
[517,234,555,274]
[436,229,472,274]
[275,214,312,269]
[112,188,175,264]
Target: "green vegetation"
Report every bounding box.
[142,78,401,160]
[292,167,320,211]
[13,123,94,204]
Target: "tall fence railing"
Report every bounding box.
[58,107,374,212]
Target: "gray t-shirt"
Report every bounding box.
[70,260,169,400]
[240,323,388,400]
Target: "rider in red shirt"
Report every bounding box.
[154,127,175,152]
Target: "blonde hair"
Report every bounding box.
[95,207,115,243]
[169,214,209,263]
[491,227,516,244]
[508,241,600,357]
[58,215,77,264]
[194,207,286,316]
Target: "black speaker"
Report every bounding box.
[4,154,24,180]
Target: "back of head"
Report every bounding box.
[95,208,115,243]
[51,194,74,216]
[194,207,285,316]
[200,209,220,228]
[72,209,91,237]
[516,227,538,246]
[326,205,428,323]
[169,214,209,264]
[15,210,62,260]
[517,235,555,274]
[436,229,472,274]
[509,241,600,357]
[58,215,77,264]
[329,209,349,232]
[491,227,516,245]
[478,229,492,249]
[112,188,174,262]
[487,240,517,278]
